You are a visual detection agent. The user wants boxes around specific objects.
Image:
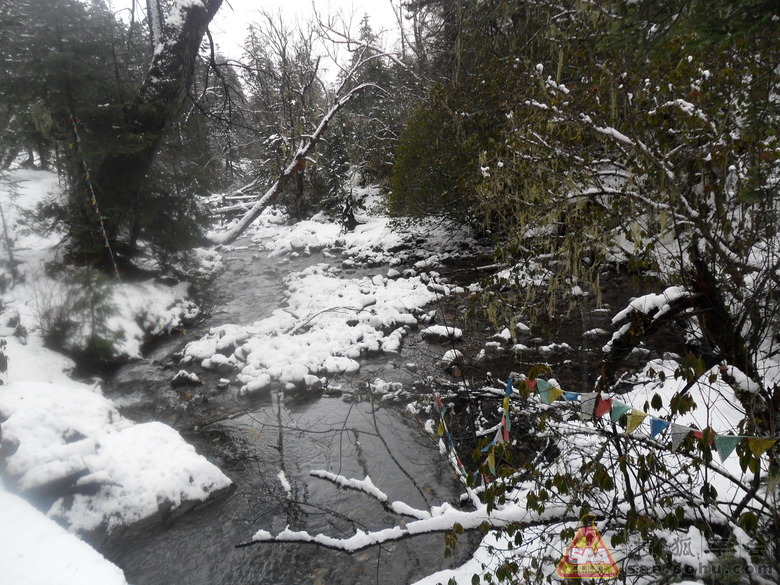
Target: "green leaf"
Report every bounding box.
[739,512,758,533]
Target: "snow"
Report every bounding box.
[277,471,292,496]
[0,170,204,362]
[0,169,484,582]
[0,169,231,581]
[7,162,769,584]
[441,349,464,364]
[0,490,129,585]
[611,286,690,324]
[420,325,463,341]
[604,286,691,353]
[0,381,232,533]
[189,193,480,394]
[594,125,636,146]
[622,358,746,434]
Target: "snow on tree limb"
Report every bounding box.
[236,477,576,552]
[209,83,379,246]
[310,470,432,520]
[146,0,165,47]
[593,125,635,146]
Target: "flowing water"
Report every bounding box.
[101,241,473,585]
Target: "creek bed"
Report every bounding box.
[101,239,476,585]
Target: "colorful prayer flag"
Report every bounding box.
[649,417,670,439]
[714,435,743,462]
[540,386,564,404]
[595,397,613,418]
[486,450,496,475]
[580,393,598,419]
[748,438,777,457]
[626,409,648,434]
[536,379,552,393]
[610,402,631,423]
[670,424,691,451]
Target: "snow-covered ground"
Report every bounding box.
[0,169,232,583]
[0,171,482,583]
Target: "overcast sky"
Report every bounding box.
[205,0,401,59]
[112,0,403,74]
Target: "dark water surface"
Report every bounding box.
[102,240,472,585]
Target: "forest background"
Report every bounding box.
[1,0,779,583]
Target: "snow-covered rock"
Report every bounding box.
[171,369,203,387]
[0,381,232,534]
[421,325,463,343]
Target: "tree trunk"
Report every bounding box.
[87,0,223,265]
[209,83,375,246]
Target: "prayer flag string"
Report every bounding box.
[69,114,121,280]
[521,379,777,461]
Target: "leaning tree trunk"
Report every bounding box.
[88,0,223,264]
[210,83,376,246]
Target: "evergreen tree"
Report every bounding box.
[0,0,224,268]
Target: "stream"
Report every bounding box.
[100,241,474,585]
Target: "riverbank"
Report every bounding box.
[0,170,489,583]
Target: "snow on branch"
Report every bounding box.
[237,484,576,552]
[209,82,378,245]
[309,470,431,520]
[594,125,635,146]
[602,286,693,354]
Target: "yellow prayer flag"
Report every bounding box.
[748,438,777,457]
[626,409,648,434]
[486,450,496,475]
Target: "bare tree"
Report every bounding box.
[209,80,378,246]
[209,14,411,246]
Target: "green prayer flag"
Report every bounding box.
[714,435,743,462]
[536,379,552,393]
[610,402,632,423]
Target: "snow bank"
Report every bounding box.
[214,186,480,268]
[0,169,203,361]
[0,169,236,580]
[0,489,129,585]
[0,381,232,533]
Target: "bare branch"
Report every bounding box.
[209,82,379,245]
[237,494,578,552]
